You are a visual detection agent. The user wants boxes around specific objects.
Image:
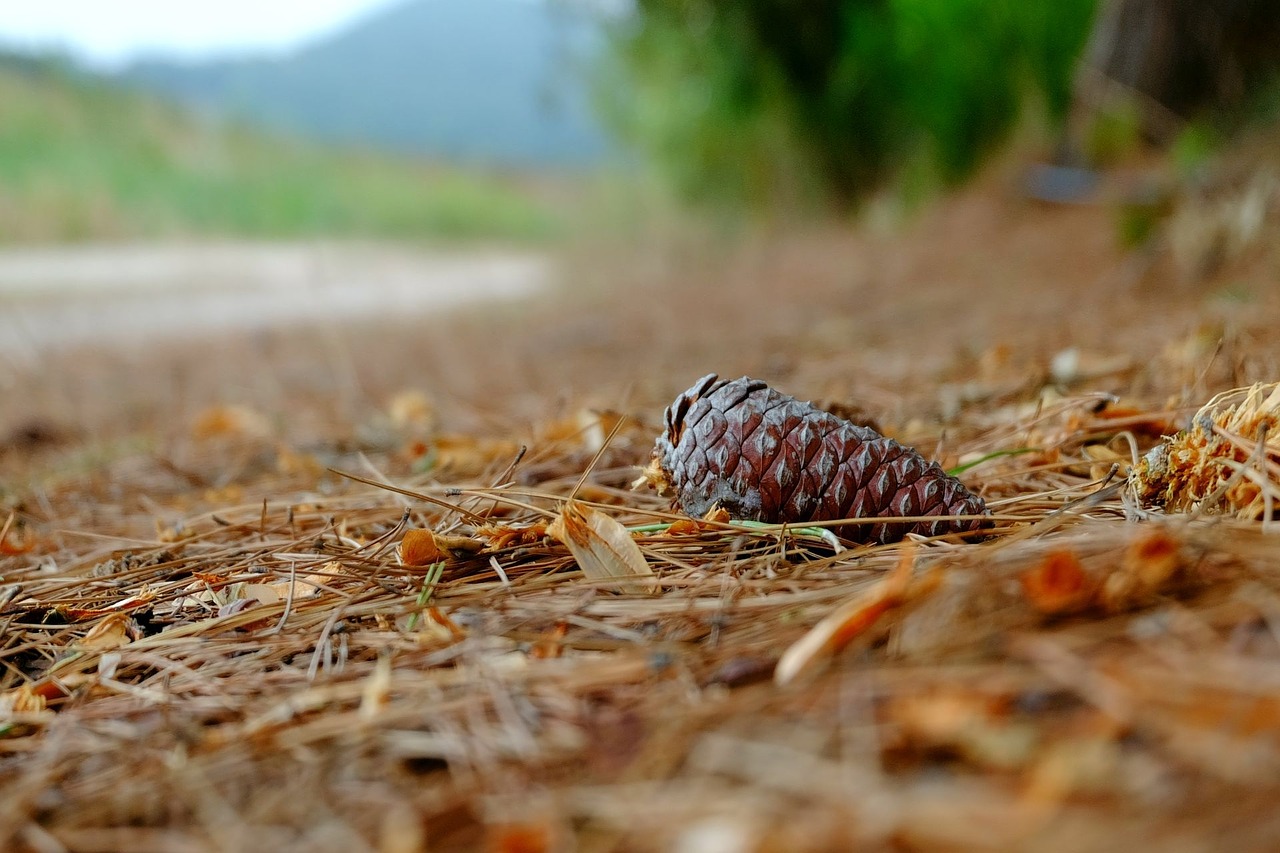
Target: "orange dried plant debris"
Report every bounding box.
[1121,529,1181,590]
[0,531,37,555]
[486,822,557,853]
[0,686,47,716]
[476,521,548,550]
[192,571,230,588]
[190,404,271,441]
[1020,550,1093,616]
[665,506,732,536]
[529,621,569,659]
[775,547,936,686]
[664,519,704,536]
[1021,532,1186,617]
[397,529,483,567]
[1131,382,1280,519]
[881,686,1039,773]
[1099,529,1186,612]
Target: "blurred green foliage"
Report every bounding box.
[0,55,564,244]
[1084,103,1145,167]
[602,0,1097,210]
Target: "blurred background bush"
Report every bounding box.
[600,0,1096,210]
[0,0,1277,241]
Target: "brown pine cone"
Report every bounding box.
[641,374,988,545]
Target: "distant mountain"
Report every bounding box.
[117,0,613,168]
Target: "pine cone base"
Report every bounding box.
[644,375,988,545]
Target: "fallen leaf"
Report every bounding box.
[546,501,657,595]
[192,571,230,589]
[78,612,133,651]
[399,529,444,566]
[1081,443,1128,480]
[218,598,260,619]
[242,584,281,605]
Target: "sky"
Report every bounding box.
[0,0,398,67]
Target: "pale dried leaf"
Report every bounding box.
[78,612,133,651]
[547,501,657,595]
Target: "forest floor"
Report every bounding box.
[3,164,1280,852]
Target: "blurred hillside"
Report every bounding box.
[0,53,567,244]
[118,0,611,168]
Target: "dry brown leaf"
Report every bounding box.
[78,612,133,651]
[1020,551,1092,616]
[666,506,731,536]
[775,548,928,686]
[546,501,657,595]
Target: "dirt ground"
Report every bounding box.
[3,171,1280,852]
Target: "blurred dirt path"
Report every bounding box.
[0,241,548,358]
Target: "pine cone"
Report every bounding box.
[641,374,988,545]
